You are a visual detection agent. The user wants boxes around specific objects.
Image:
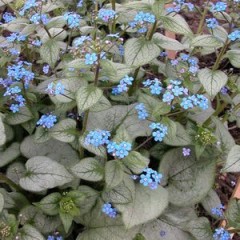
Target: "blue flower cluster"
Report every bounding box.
[149,122,168,142]
[211,2,227,12]
[73,36,92,47]
[107,141,132,159]
[6,32,26,42]
[211,204,224,217]
[9,48,20,56]
[129,11,155,33]
[84,130,110,147]
[135,103,149,120]
[77,0,84,7]
[228,30,240,41]
[213,228,231,240]
[180,54,200,75]
[143,78,163,95]
[85,53,98,65]
[30,13,49,25]
[2,12,16,23]
[102,203,117,218]
[206,18,219,29]
[37,114,57,129]
[47,235,63,240]
[166,0,194,13]
[7,61,34,88]
[64,12,81,28]
[180,94,208,110]
[19,0,39,16]
[112,75,134,95]
[3,86,26,113]
[98,9,116,22]
[139,168,163,190]
[46,82,65,96]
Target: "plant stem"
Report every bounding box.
[134,137,153,151]
[212,40,229,71]
[111,0,116,10]
[0,173,22,192]
[196,0,210,34]
[43,25,52,39]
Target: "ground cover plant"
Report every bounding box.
[0,0,240,239]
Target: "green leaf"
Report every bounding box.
[46,16,66,29]
[105,161,124,189]
[152,0,165,18]
[212,117,235,153]
[123,151,149,174]
[116,184,168,228]
[223,145,240,172]
[50,119,76,143]
[212,26,228,43]
[191,34,222,48]
[6,162,26,185]
[6,106,33,125]
[87,104,151,141]
[0,115,6,146]
[140,219,193,240]
[20,136,79,166]
[201,190,222,219]
[185,217,213,240]
[153,32,185,51]
[124,38,160,67]
[20,156,74,192]
[34,127,50,143]
[102,174,135,204]
[198,68,228,98]
[19,224,45,240]
[160,13,192,35]
[40,39,60,68]
[0,143,20,167]
[164,122,192,146]
[38,192,61,215]
[76,199,139,240]
[225,50,240,68]
[70,158,104,182]
[77,186,99,216]
[76,85,103,112]
[159,148,216,206]
[226,198,240,228]
[0,193,4,213]
[59,212,73,233]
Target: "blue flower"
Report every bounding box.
[163,91,174,103]
[213,228,231,240]
[43,65,50,74]
[112,75,134,95]
[6,32,26,42]
[180,53,189,61]
[19,0,38,16]
[129,11,155,33]
[10,104,20,113]
[143,78,162,95]
[140,167,163,189]
[9,48,20,56]
[102,203,117,218]
[228,30,240,41]
[211,2,227,12]
[85,53,98,65]
[135,103,149,120]
[118,44,124,56]
[73,36,91,47]
[32,39,42,46]
[4,86,21,96]
[30,13,49,25]
[46,82,65,95]
[64,12,81,28]
[77,0,84,7]
[3,12,16,23]
[107,141,132,159]
[211,204,224,217]
[182,148,191,156]
[206,18,219,29]
[149,122,168,142]
[37,114,57,129]
[98,9,116,22]
[180,97,194,109]
[84,130,110,147]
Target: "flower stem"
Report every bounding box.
[0,173,22,192]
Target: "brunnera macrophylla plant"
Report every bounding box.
[0,0,240,239]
